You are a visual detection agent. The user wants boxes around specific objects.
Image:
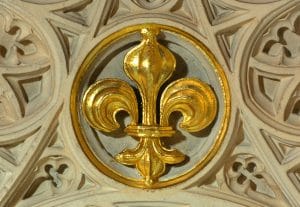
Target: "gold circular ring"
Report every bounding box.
[70,23,231,188]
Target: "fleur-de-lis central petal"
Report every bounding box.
[82,26,217,187]
[124,27,176,125]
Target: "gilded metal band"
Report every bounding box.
[70,23,231,189]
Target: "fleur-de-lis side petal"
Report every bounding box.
[82,26,217,187]
[160,78,217,132]
[82,79,139,132]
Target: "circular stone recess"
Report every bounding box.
[240,6,300,136]
[70,24,231,188]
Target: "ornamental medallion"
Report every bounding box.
[71,24,230,188]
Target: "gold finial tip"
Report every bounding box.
[141,27,160,37]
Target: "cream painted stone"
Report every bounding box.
[0,0,299,207]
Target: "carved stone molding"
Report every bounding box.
[0,0,299,207]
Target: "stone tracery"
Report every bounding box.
[0,0,299,206]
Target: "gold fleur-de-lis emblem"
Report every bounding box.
[82,26,217,187]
